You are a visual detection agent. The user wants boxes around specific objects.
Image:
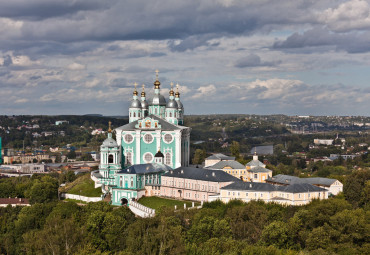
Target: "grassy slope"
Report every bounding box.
[138,196,199,210]
[60,174,102,197]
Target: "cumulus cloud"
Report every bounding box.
[273,27,370,53]
[235,54,280,68]
[186,79,370,115]
[67,62,85,70]
[319,0,370,32]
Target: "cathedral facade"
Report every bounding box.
[115,71,190,169]
[93,71,191,205]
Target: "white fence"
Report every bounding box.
[129,200,155,218]
[60,193,102,202]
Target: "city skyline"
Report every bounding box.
[0,0,369,116]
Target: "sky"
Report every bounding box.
[0,0,369,116]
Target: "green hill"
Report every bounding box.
[59,173,102,197]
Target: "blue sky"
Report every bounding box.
[0,0,369,116]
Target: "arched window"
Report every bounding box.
[169,112,172,118]
[108,154,113,163]
[155,108,158,114]
[133,112,136,117]
[126,152,132,165]
[165,152,171,165]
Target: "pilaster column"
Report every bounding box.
[135,130,141,164]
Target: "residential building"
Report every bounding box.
[204,153,235,167]
[266,174,343,195]
[248,166,273,183]
[314,139,334,145]
[3,153,50,164]
[216,181,328,206]
[205,160,247,181]
[160,166,241,202]
[0,164,47,173]
[0,198,30,207]
[55,120,69,125]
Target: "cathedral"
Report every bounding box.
[92,71,191,205]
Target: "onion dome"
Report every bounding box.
[177,100,183,110]
[151,94,167,106]
[141,100,149,109]
[102,122,118,147]
[141,84,148,109]
[130,99,141,108]
[102,137,118,147]
[155,150,164,158]
[166,99,178,108]
[175,84,184,109]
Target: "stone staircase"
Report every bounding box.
[103,193,111,203]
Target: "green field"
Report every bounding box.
[61,174,102,197]
[138,196,199,210]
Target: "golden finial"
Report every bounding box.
[141,84,145,97]
[169,82,174,96]
[108,121,112,133]
[133,82,138,96]
[154,70,160,89]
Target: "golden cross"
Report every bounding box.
[176,83,179,91]
[155,69,159,80]
[142,84,145,91]
[170,82,174,89]
[134,82,137,90]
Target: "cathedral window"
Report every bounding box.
[169,112,172,118]
[144,133,154,144]
[126,152,133,165]
[108,154,113,164]
[124,134,134,144]
[155,108,158,114]
[131,177,133,187]
[143,152,153,163]
[163,134,173,143]
[133,112,136,117]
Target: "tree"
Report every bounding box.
[344,170,370,208]
[260,221,290,249]
[25,176,59,204]
[230,141,240,159]
[67,150,76,159]
[192,149,206,165]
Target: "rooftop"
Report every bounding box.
[117,163,172,175]
[266,174,338,186]
[206,153,235,161]
[205,160,245,170]
[163,166,241,183]
[222,181,327,193]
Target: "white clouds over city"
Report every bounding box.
[0,0,369,115]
